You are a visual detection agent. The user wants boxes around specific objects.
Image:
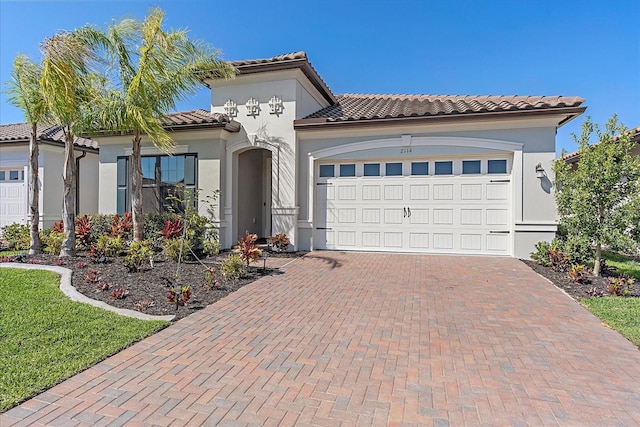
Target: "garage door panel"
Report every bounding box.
[461,184,482,200]
[409,208,429,224]
[487,183,508,200]
[461,234,482,250]
[362,232,381,247]
[461,209,482,225]
[338,185,356,200]
[337,208,356,223]
[410,184,429,200]
[433,184,454,200]
[362,208,380,223]
[384,209,403,224]
[487,209,508,225]
[384,185,403,200]
[362,185,380,200]
[433,209,454,225]
[409,233,429,249]
[384,232,403,248]
[487,234,509,251]
[338,231,356,246]
[433,233,454,249]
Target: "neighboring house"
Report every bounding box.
[95,51,586,258]
[561,126,640,167]
[0,123,98,230]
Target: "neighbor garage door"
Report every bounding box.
[0,169,27,230]
[315,159,512,255]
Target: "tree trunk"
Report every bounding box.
[28,123,41,255]
[593,243,602,277]
[131,135,144,241]
[60,128,76,257]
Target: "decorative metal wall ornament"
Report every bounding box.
[223,100,237,117]
[268,95,284,115]
[245,97,260,116]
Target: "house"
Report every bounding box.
[95,51,586,258]
[0,123,98,230]
[561,126,640,166]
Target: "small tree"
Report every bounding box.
[554,115,640,276]
[5,55,48,254]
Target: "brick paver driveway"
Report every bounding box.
[3,253,640,426]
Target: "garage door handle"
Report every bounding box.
[490,179,510,183]
[403,207,407,218]
[317,182,333,186]
[316,227,332,230]
[407,207,411,217]
[489,230,510,234]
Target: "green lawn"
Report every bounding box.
[583,297,640,347]
[603,251,640,281]
[0,268,168,412]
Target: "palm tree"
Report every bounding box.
[40,31,100,257]
[81,8,235,240]
[5,55,48,254]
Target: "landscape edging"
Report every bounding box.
[0,263,175,322]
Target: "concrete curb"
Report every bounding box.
[0,263,175,322]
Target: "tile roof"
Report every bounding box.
[0,110,238,148]
[201,51,336,104]
[0,123,98,149]
[303,94,585,122]
[158,109,232,127]
[562,126,640,163]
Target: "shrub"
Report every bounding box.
[110,213,132,239]
[548,247,570,272]
[89,214,114,243]
[124,240,154,272]
[97,235,124,257]
[563,234,593,265]
[42,230,65,255]
[530,240,552,266]
[236,232,262,266]
[568,264,586,283]
[202,238,221,257]
[143,212,178,247]
[74,215,93,248]
[135,299,155,311]
[109,288,129,300]
[607,277,633,297]
[163,238,194,262]
[161,218,184,240]
[220,254,246,280]
[1,223,29,250]
[95,282,111,292]
[203,267,221,290]
[83,268,101,284]
[268,232,290,252]
[167,285,191,307]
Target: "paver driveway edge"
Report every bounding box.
[2,252,640,426]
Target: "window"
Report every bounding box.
[117,154,197,215]
[411,162,429,176]
[340,164,356,177]
[385,162,402,176]
[0,170,24,182]
[319,164,335,177]
[364,163,380,176]
[434,161,453,175]
[462,160,481,174]
[488,159,507,174]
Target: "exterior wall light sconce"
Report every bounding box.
[535,162,546,179]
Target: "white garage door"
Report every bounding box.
[315,159,512,255]
[0,169,28,230]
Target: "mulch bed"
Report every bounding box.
[4,250,303,320]
[522,259,640,300]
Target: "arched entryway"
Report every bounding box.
[235,148,272,239]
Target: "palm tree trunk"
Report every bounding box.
[131,134,144,241]
[28,123,41,255]
[60,129,76,257]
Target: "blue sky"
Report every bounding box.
[1,0,638,155]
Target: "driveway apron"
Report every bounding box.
[3,252,640,426]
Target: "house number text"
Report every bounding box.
[400,147,412,154]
